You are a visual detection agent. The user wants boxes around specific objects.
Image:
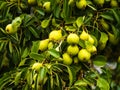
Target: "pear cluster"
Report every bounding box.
[62,30,97,65]
[39,30,62,51]
[38,29,97,65]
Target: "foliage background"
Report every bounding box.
[0,0,120,90]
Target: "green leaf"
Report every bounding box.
[35,9,45,16]
[38,67,47,84]
[41,19,50,28]
[97,77,110,90]
[111,9,120,24]
[66,66,73,87]
[93,55,107,67]
[65,26,76,32]
[29,52,45,61]
[9,41,13,53]
[31,41,40,53]
[100,14,114,21]
[75,17,84,28]
[48,49,61,58]
[14,72,22,86]
[74,80,87,86]
[26,70,33,85]
[28,26,39,38]
[98,32,108,50]
[22,47,30,58]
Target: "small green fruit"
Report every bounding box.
[73,57,79,64]
[39,39,49,51]
[32,62,43,71]
[80,30,89,41]
[88,35,94,44]
[68,0,75,6]
[78,49,91,61]
[108,32,119,45]
[110,0,118,7]
[62,53,73,65]
[5,24,17,34]
[48,42,54,49]
[28,0,37,5]
[67,33,79,44]
[86,45,97,53]
[76,0,87,9]
[94,0,104,6]
[67,45,79,56]
[100,19,109,31]
[49,30,62,41]
[43,2,51,12]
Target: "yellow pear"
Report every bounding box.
[67,33,79,44]
[76,0,87,9]
[80,30,89,41]
[5,24,17,34]
[39,39,49,51]
[49,30,62,41]
[43,2,51,12]
[62,53,73,65]
[67,45,79,56]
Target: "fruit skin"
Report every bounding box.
[107,32,119,45]
[43,2,51,12]
[94,0,104,6]
[67,45,79,56]
[39,39,49,51]
[110,0,118,7]
[100,19,109,31]
[32,62,43,71]
[73,57,79,64]
[62,53,73,65]
[48,42,54,49]
[80,30,89,41]
[49,30,62,41]
[86,45,97,53]
[5,24,17,34]
[78,49,91,61]
[28,0,37,5]
[76,0,87,9]
[67,33,79,44]
[88,35,94,44]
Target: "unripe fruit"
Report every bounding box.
[49,30,62,41]
[78,49,91,61]
[32,62,42,71]
[88,35,94,44]
[67,33,79,44]
[94,0,105,6]
[80,30,89,41]
[86,45,97,53]
[62,53,73,65]
[39,39,49,51]
[5,24,17,34]
[100,19,109,31]
[67,45,79,56]
[28,0,37,5]
[76,0,87,9]
[110,0,118,7]
[73,57,79,64]
[43,2,51,12]
[68,0,74,6]
[48,42,54,49]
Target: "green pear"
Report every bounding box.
[78,49,91,61]
[49,30,62,41]
[28,0,37,5]
[67,45,79,56]
[39,39,49,51]
[110,0,118,7]
[80,30,89,41]
[43,2,51,12]
[94,0,105,6]
[5,24,17,34]
[76,0,87,9]
[108,32,119,45]
[32,62,43,71]
[67,33,79,44]
[62,53,73,65]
